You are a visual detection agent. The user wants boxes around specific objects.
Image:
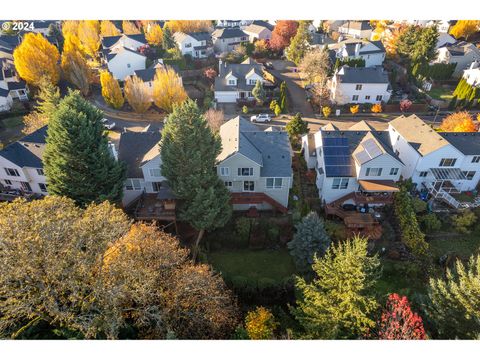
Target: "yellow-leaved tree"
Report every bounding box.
[244,307,277,340]
[13,32,60,86]
[441,111,477,132]
[124,75,151,113]
[61,34,92,96]
[449,20,480,40]
[100,71,124,109]
[165,20,212,33]
[122,20,141,35]
[100,20,121,37]
[61,20,80,38]
[153,66,188,113]
[77,20,100,59]
[145,24,163,46]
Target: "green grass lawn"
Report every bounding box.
[2,116,24,128]
[428,232,480,260]
[208,249,297,282]
[427,87,454,101]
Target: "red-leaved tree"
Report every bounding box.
[204,67,217,81]
[399,99,412,113]
[376,293,427,340]
[270,20,299,52]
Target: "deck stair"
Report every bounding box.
[424,182,460,209]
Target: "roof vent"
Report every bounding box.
[23,143,29,147]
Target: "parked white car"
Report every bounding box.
[101,118,116,130]
[250,114,271,123]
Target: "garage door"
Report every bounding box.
[215,91,237,103]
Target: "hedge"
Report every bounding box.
[412,62,456,81]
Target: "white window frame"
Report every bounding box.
[390,168,399,176]
[462,171,476,180]
[220,167,230,176]
[365,95,370,100]
[36,168,44,176]
[352,95,359,101]
[224,181,233,188]
[366,167,382,176]
[439,158,457,167]
[125,179,142,191]
[4,168,20,177]
[419,171,428,178]
[149,168,161,177]
[376,95,383,101]
[243,180,255,192]
[238,167,254,177]
[332,178,349,189]
[4,179,12,185]
[266,177,283,189]
[228,79,236,85]
[355,84,362,91]
[38,183,47,192]
[471,156,480,163]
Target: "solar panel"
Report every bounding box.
[325,166,353,177]
[362,138,383,159]
[354,150,371,164]
[322,136,353,177]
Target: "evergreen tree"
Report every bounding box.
[396,25,439,67]
[279,81,288,113]
[162,27,175,50]
[160,100,232,258]
[292,236,381,339]
[285,112,309,139]
[287,211,331,273]
[428,254,480,339]
[285,20,312,65]
[36,77,61,117]
[43,90,126,207]
[251,80,266,105]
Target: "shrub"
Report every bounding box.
[269,99,278,111]
[420,213,442,232]
[350,104,359,115]
[371,103,382,113]
[452,210,477,234]
[235,217,251,243]
[242,105,248,114]
[412,198,428,214]
[322,106,331,118]
[274,104,282,116]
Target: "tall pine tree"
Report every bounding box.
[162,27,175,50]
[287,211,330,273]
[292,235,380,339]
[160,100,232,257]
[286,20,312,65]
[43,90,126,207]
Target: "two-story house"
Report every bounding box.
[434,41,480,78]
[0,126,48,194]
[303,120,404,205]
[211,28,248,54]
[173,31,213,59]
[338,21,373,40]
[217,116,292,213]
[102,33,147,80]
[388,115,480,207]
[243,24,272,42]
[329,65,392,105]
[214,58,275,103]
[329,38,386,67]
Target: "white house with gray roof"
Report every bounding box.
[214,58,274,103]
[338,21,373,40]
[217,116,293,212]
[211,28,248,54]
[329,65,392,105]
[102,33,147,80]
[330,38,386,67]
[173,32,213,59]
[243,24,272,42]
[434,41,480,78]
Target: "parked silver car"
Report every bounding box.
[101,118,116,130]
[250,114,272,123]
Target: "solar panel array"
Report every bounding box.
[354,138,383,164]
[323,137,354,177]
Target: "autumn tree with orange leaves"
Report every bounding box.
[441,111,477,132]
[382,23,408,58]
[145,23,163,46]
[449,20,480,40]
[270,20,299,52]
[244,307,278,340]
[152,66,188,113]
[13,32,60,86]
[124,75,151,113]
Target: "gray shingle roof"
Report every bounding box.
[336,65,389,84]
[340,21,372,31]
[212,28,247,39]
[0,88,9,97]
[0,126,47,168]
[118,130,161,178]
[438,132,480,155]
[101,33,146,49]
[215,59,268,92]
[218,117,292,178]
[252,20,274,31]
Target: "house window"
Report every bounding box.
[185,43,192,48]
[352,95,359,101]
[4,179,12,185]
[318,167,324,175]
[419,171,428,177]
[125,179,142,191]
[238,167,253,176]
[220,167,230,176]
[365,95,370,100]
[355,84,362,90]
[152,182,162,192]
[38,183,47,192]
[395,150,400,156]
[472,156,480,163]
[21,182,32,192]
[149,168,161,177]
[228,79,236,85]
[390,168,399,175]
[4,168,20,177]
[266,178,283,189]
[248,79,256,85]
[462,171,476,180]
[127,63,131,68]
[376,95,383,101]
[366,168,382,176]
[36,168,44,176]
[243,181,255,191]
[224,181,233,187]
[332,178,349,189]
[439,158,457,167]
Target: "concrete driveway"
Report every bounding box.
[270,60,315,117]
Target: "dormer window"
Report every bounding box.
[248,79,256,85]
[228,79,236,85]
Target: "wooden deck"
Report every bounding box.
[230,192,288,214]
[133,193,176,221]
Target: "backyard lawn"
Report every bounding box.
[209,249,296,282]
[2,116,24,128]
[427,87,454,101]
[428,231,480,260]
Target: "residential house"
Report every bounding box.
[101,33,147,53]
[436,32,456,49]
[338,21,373,39]
[0,126,48,194]
[434,41,480,78]
[248,20,274,32]
[217,116,292,212]
[426,20,453,33]
[329,38,386,67]
[134,60,181,100]
[1,58,28,100]
[309,33,336,50]
[211,28,248,54]
[216,20,250,28]
[214,57,275,103]
[173,31,213,59]
[329,65,392,105]
[302,120,404,204]
[102,33,147,80]
[388,115,480,203]
[243,23,272,42]
[462,60,480,88]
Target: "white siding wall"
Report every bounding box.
[108,51,146,80]
[332,81,391,104]
[357,154,403,181]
